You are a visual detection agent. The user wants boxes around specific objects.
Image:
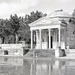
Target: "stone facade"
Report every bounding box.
[67,23,75,49]
[29,10,75,49]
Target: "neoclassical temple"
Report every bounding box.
[29,10,75,49]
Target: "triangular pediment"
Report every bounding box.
[29,17,61,27]
[29,17,50,27]
[29,16,68,27]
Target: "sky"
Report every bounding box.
[0,0,75,19]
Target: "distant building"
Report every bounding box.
[29,10,75,49]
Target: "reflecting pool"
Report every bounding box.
[0,57,75,75]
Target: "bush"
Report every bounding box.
[60,49,66,57]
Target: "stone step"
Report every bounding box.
[68,49,75,53]
[24,49,55,57]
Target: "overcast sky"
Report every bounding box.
[0,0,75,19]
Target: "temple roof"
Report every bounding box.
[29,10,71,27]
[49,9,71,18]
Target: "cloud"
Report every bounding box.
[0,0,20,4]
[0,0,74,19]
[0,0,38,19]
[57,0,72,3]
[21,0,38,8]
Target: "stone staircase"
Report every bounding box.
[24,49,55,57]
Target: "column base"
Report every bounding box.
[55,47,66,57]
[55,48,60,57]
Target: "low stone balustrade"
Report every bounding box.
[0,44,25,56]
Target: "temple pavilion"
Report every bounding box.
[29,10,75,50]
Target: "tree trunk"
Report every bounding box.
[4,36,9,44]
[0,37,3,44]
[15,34,18,43]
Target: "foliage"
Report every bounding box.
[25,10,47,24]
[9,14,20,33]
[24,10,47,43]
[69,9,75,35]
[69,9,75,24]
[0,10,47,44]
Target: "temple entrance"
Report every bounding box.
[51,36,53,48]
[48,36,53,49]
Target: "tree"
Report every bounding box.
[24,11,47,44]
[69,9,75,35]
[0,11,47,44]
[25,10,47,24]
[9,14,20,43]
[18,16,31,43]
[0,19,12,43]
[69,9,75,24]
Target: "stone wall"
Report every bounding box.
[67,23,75,49]
[0,44,24,56]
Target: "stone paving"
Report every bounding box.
[56,53,75,60]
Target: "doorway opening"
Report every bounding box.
[4,50,8,55]
[51,36,53,48]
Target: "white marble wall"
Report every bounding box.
[0,44,24,56]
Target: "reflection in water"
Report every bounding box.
[0,57,75,75]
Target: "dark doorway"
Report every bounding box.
[4,50,8,55]
[51,36,53,48]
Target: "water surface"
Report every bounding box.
[0,57,75,75]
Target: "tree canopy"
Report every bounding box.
[69,9,75,24]
[0,10,47,44]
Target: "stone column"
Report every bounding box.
[31,30,33,49]
[36,30,39,45]
[55,28,61,57]
[39,29,42,49]
[59,28,61,47]
[49,28,51,49]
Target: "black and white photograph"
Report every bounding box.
[0,0,75,75]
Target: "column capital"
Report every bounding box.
[36,30,39,33]
[58,28,61,30]
[31,30,33,32]
[39,29,42,31]
[58,26,61,30]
